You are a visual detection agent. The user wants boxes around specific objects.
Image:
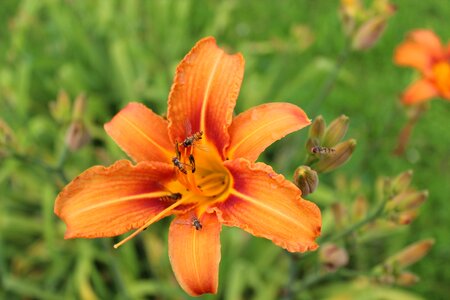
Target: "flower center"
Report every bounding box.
[433,60,450,98]
[171,138,231,205]
[113,136,231,249]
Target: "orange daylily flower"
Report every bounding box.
[54,37,321,296]
[394,29,450,105]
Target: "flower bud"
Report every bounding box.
[351,15,388,51]
[352,196,368,221]
[388,190,428,212]
[309,115,326,140]
[331,202,347,229]
[396,271,419,286]
[49,90,71,123]
[319,243,349,272]
[391,170,413,194]
[339,0,360,36]
[322,115,349,147]
[65,121,90,151]
[396,210,418,225]
[73,93,86,121]
[314,139,356,173]
[385,239,434,269]
[293,166,319,196]
[0,119,14,149]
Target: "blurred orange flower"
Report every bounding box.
[54,37,321,296]
[394,29,450,104]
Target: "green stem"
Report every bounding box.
[281,253,299,300]
[292,269,333,293]
[9,151,68,184]
[308,44,351,115]
[321,198,387,244]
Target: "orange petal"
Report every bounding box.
[408,30,444,58]
[168,212,221,296]
[226,103,310,162]
[217,158,321,252]
[55,160,177,238]
[394,41,432,73]
[167,37,244,157]
[401,79,439,105]
[104,102,173,163]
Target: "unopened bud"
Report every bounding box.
[65,121,90,151]
[309,115,326,140]
[73,93,86,121]
[49,90,71,123]
[331,202,347,229]
[391,170,413,194]
[352,16,388,51]
[352,196,368,221]
[0,119,14,148]
[396,271,419,286]
[397,210,418,225]
[305,138,320,154]
[293,166,319,196]
[322,115,349,147]
[319,243,349,272]
[314,139,356,173]
[385,239,434,269]
[388,190,428,212]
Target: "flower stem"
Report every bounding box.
[321,197,387,244]
[281,253,299,300]
[308,43,351,115]
[9,151,69,184]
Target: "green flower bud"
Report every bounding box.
[391,170,413,194]
[293,166,319,196]
[387,190,428,212]
[314,139,356,173]
[309,115,326,140]
[385,239,434,269]
[49,90,71,123]
[396,272,420,286]
[322,115,349,147]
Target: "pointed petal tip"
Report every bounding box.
[169,213,221,296]
[55,160,177,239]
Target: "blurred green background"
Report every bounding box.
[1,0,449,299]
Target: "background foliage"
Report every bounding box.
[1,0,449,299]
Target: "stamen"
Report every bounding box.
[113,195,193,249]
[189,154,196,173]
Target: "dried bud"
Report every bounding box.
[309,115,326,140]
[385,239,434,269]
[322,115,349,147]
[319,243,349,272]
[65,121,90,151]
[314,139,356,173]
[293,166,319,196]
[396,271,419,286]
[351,15,388,51]
[391,170,413,194]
